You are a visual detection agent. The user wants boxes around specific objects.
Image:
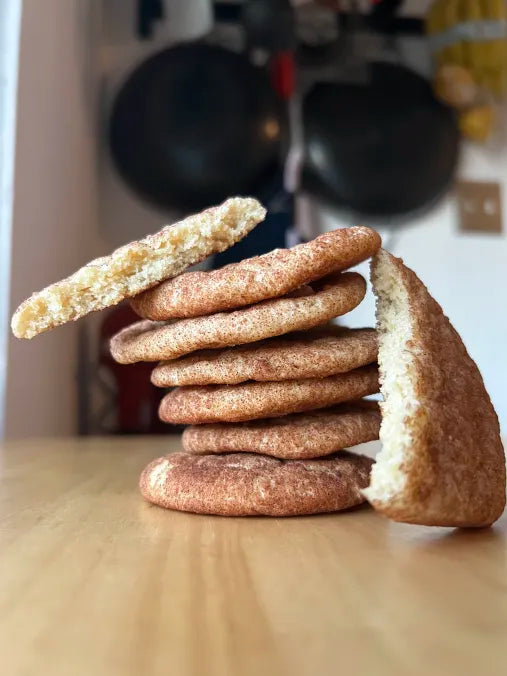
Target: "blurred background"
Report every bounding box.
[1,0,506,439]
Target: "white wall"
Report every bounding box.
[6,0,101,438]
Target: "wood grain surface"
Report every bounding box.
[0,436,506,676]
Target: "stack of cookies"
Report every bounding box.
[11,197,505,527]
[110,224,383,516]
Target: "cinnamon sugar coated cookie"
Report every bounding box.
[140,451,374,516]
[182,401,381,459]
[110,273,367,364]
[159,365,379,424]
[131,226,381,320]
[151,327,377,386]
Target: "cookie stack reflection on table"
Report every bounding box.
[111,223,383,516]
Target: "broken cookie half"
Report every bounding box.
[364,249,505,527]
[11,197,265,339]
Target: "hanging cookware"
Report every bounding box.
[300,61,460,217]
[109,43,288,213]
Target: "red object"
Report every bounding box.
[271,51,295,100]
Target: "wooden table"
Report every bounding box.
[1,436,506,676]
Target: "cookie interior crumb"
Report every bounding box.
[363,249,419,503]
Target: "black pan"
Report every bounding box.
[109,43,288,213]
[301,62,460,218]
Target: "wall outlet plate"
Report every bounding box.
[455,181,503,234]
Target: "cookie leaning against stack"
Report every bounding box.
[364,249,506,527]
[111,225,383,516]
